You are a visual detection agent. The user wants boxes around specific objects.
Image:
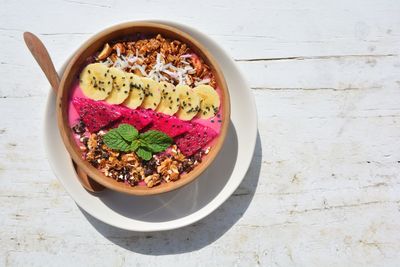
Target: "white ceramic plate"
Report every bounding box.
[44,20,257,232]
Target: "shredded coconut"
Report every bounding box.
[103,52,209,86]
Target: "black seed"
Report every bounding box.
[168,96,172,100]
[124,91,128,94]
[177,98,179,101]
[218,119,222,123]
[108,81,111,84]
[122,77,125,79]
[186,91,189,95]
[211,119,214,123]
[88,70,91,74]
[173,89,176,92]
[153,102,157,106]
[163,84,167,88]
[123,84,126,86]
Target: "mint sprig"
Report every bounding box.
[102,124,172,160]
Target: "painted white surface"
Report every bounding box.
[1,0,400,266]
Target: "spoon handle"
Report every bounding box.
[23,32,105,193]
[23,32,60,91]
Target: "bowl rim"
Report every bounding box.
[56,21,230,196]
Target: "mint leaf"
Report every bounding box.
[129,139,140,151]
[136,147,152,161]
[117,124,138,142]
[146,143,170,153]
[103,126,172,159]
[140,130,172,152]
[103,129,130,151]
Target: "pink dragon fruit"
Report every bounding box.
[117,106,153,131]
[72,97,121,132]
[175,123,217,156]
[149,112,192,138]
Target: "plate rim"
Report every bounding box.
[44,20,258,232]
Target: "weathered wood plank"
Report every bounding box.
[1,0,400,266]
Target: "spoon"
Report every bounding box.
[23,32,105,193]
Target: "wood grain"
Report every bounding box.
[23,31,104,193]
[1,0,400,266]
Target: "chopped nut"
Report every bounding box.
[113,43,126,55]
[97,43,112,60]
[133,68,143,77]
[100,34,214,86]
[144,173,161,188]
[121,153,139,163]
[87,134,97,150]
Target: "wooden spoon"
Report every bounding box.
[23,32,105,193]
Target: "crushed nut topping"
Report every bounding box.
[95,34,216,87]
[76,130,208,187]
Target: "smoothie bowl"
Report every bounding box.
[57,22,230,195]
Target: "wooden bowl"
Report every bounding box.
[56,22,230,195]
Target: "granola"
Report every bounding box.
[74,127,207,187]
[96,34,217,87]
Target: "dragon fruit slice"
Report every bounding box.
[72,97,121,132]
[149,112,192,138]
[117,106,153,131]
[175,123,218,156]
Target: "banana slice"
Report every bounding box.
[156,82,180,115]
[79,63,113,100]
[123,73,145,109]
[175,85,200,120]
[193,84,220,119]
[105,67,130,104]
[140,77,161,110]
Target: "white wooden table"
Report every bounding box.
[1,0,400,266]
